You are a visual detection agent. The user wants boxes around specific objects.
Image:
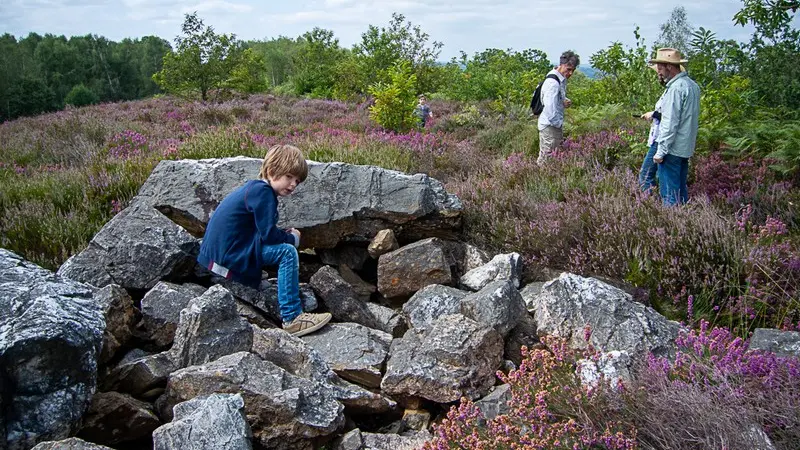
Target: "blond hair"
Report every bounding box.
[259,144,308,182]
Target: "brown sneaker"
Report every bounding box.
[282,312,332,337]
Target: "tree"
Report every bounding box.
[368,61,418,132]
[733,0,800,110]
[64,83,98,107]
[292,27,346,96]
[354,13,443,94]
[247,36,300,88]
[153,12,248,101]
[442,48,550,108]
[655,6,694,55]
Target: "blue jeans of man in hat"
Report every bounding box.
[657,154,689,206]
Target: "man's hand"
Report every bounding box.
[642,111,654,120]
[653,156,664,164]
[564,98,573,108]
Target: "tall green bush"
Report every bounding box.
[64,83,98,107]
[367,61,417,132]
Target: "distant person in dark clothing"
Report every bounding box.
[415,95,433,128]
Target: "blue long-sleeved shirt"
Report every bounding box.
[537,69,568,130]
[654,72,701,159]
[198,179,296,288]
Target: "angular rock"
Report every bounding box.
[153,393,252,450]
[364,302,406,338]
[333,429,433,450]
[381,314,503,403]
[310,266,389,333]
[301,323,392,388]
[31,438,114,450]
[377,238,452,299]
[337,264,376,300]
[504,313,539,367]
[401,409,430,431]
[93,284,138,364]
[461,280,527,338]
[57,203,199,290]
[78,391,160,446]
[368,229,399,259]
[251,327,395,414]
[214,278,317,324]
[236,300,276,329]
[168,285,253,368]
[519,282,545,312]
[577,350,633,387]
[1,249,104,450]
[750,328,800,357]
[161,352,344,449]
[460,252,522,291]
[101,351,176,398]
[402,284,467,331]
[475,384,512,420]
[139,281,206,348]
[134,158,462,247]
[530,273,680,358]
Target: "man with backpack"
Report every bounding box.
[536,50,580,165]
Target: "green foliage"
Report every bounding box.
[367,61,418,132]
[246,36,300,88]
[153,12,250,101]
[5,76,57,118]
[697,75,756,150]
[0,33,169,121]
[585,27,662,110]
[228,48,267,93]
[734,0,800,111]
[292,28,346,97]
[64,83,98,107]
[354,13,443,94]
[725,118,800,175]
[442,48,550,108]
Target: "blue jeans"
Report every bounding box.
[657,154,689,206]
[638,143,658,192]
[261,243,302,323]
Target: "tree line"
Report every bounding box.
[2,1,798,126]
[0,33,171,121]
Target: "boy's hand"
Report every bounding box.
[289,228,301,247]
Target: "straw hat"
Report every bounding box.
[649,48,688,66]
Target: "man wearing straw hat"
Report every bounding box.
[649,47,700,206]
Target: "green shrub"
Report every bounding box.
[368,61,417,132]
[65,84,99,108]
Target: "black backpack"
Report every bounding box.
[530,74,561,115]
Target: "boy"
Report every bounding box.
[198,144,331,337]
[415,95,433,128]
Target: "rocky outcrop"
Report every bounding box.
[133,158,462,247]
[160,352,344,449]
[57,203,199,290]
[381,314,504,403]
[1,249,105,450]
[152,393,251,450]
[528,273,681,358]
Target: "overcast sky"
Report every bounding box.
[0,0,792,63]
